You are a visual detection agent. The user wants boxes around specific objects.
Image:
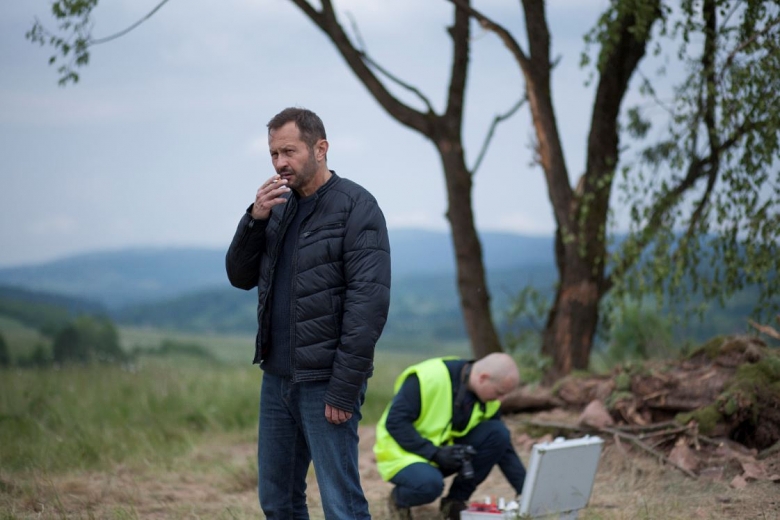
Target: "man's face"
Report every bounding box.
[268,121,319,195]
[473,374,517,404]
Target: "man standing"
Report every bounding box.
[374,353,526,520]
[226,107,391,519]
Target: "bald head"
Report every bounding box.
[470,353,520,403]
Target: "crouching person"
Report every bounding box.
[373,353,527,520]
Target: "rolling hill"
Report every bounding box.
[0,229,771,348]
[0,229,554,309]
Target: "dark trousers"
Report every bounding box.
[258,374,370,519]
[390,420,524,507]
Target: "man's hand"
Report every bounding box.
[432,445,464,472]
[325,403,352,425]
[251,174,290,220]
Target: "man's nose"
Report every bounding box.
[274,156,287,171]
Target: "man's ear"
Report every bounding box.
[315,139,329,161]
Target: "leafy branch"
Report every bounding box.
[26,0,172,85]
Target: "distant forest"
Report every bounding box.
[0,234,773,358]
[0,262,765,356]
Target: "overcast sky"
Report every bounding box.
[1,0,629,268]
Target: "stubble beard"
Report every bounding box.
[282,149,318,194]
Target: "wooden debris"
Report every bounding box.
[748,318,780,340]
[517,418,700,479]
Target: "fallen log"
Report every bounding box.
[517,419,700,479]
[501,385,564,412]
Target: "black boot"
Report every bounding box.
[387,489,412,520]
[439,497,467,520]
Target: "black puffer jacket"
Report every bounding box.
[226,172,391,411]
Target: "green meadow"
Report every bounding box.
[0,322,436,475]
[3,319,778,519]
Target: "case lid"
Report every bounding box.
[518,436,604,517]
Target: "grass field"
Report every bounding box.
[2,322,779,519]
[118,327,256,366]
[0,348,432,471]
[0,316,50,360]
[0,347,433,519]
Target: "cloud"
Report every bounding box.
[247,135,269,156]
[0,0,649,268]
[386,211,448,231]
[0,90,135,126]
[30,215,79,235]
[491,212,555,235]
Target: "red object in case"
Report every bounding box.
[466,502,502,513]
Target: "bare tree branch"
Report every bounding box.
[445,0,531,74]
[290,0,430,133]
[90,0,172,45]
[345,13,435,113]
[447,0,576,229]
[471,97,526,174]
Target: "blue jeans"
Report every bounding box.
[390,420,523,507]
[258,373,370,519]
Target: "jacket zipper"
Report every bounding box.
[289,199,319,381]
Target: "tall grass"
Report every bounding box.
[0,359,260,473]
[119,326,256,365]
[0,350,430,475]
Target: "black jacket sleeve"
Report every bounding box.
[325,198,391,411]
[225,208,268,290]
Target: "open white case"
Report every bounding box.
[517,435,604,519]
[461,435,604,519]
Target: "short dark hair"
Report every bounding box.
[267,107,327,150]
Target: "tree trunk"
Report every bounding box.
[519,0,658,381]
[439,144,502,359]
[441,0,660,379]
[542,245,601,381]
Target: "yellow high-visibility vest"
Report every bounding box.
[373,357,501,481]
